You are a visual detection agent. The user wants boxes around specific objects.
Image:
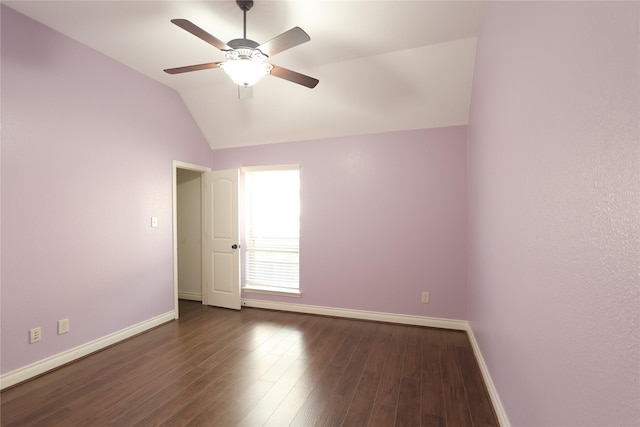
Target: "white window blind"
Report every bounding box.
[243,166,300,291]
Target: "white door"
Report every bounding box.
[203,169,241,310]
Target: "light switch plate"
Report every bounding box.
[421,292,430,303]
[58,319,69,334]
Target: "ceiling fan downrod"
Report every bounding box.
[237,0,253,39]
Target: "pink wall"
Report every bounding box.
[8,5,635,422]
[468,2,639,425]
[212,127,468,320]
[1,6,212,374]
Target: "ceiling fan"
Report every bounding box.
[164,0,319,99]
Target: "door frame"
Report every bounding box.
[172,160,210,319]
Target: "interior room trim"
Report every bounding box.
[241,298,469,330]
[0,310,175,390]
[466,327,511,426]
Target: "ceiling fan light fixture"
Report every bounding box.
[164,1,318,97]
[221,48,273,87]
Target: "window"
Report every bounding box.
[243,165,300,295]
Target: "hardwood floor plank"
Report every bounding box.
[1,345,144,423]
[0,301,498,427]
[422,412,447,427]
[421,328,446,421]
[18,355,159,426]
[341,323,393,426]
[421,329,442,381]
[373,325,408,407]
[401,327,423,379]
[108,333,261,425]
[105,367,210,426]
[421,375,445,423]
[340,371,381,427]
[235,353,316,425]
[440,333,473,427]
[456,344,499,426]
[263,386,312,427]
[290,362,347,426]
[72,341,225,425]
[364,323,394,373]
[132,369,238,426]
[291,322,349,390]
[0,348,126,406]
[260,351,301,383]
[369,403,397,427]
[335,361,365,397]
[239,367,302,426]
[333,322,377,398]
[394,327,422,427]
[319,394,352,426]
[330,321,368,367]
[442,383,473,427]
[395,375,421,427]
[190,378,274,426]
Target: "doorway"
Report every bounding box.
[172,161,209,318]
[177,169,203,301]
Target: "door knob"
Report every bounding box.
[232,244,240,249]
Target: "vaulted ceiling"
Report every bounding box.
[3,1,487,150]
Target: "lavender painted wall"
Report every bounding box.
[467,2,639,425]
[1,6,212,374]
[212,127,468,320]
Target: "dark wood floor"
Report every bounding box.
[1,300,497,426]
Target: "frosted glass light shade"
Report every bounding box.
[221,59,272,87]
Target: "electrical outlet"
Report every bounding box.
[29,327,42,344]
[58,319,69,335]
[421,292,430,303]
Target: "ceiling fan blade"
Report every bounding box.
[258,27,310,57]
[270,65,319,88]
[171,19,230,51]
[164,62,223,74]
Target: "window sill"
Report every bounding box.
[242,286,301,298]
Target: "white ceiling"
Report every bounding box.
[3,1,487,150]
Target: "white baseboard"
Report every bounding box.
[241,298,469,330]
[466,327,510,427]
[0,310,176,390]
[178,291,202,301]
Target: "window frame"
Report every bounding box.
[241,164,301,297]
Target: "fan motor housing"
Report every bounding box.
[227,38,260,50]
